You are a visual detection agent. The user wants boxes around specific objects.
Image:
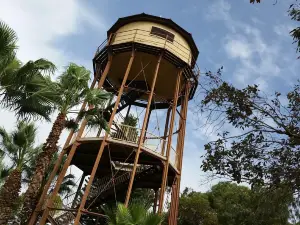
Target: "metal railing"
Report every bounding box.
[108,123,178,168]
[95,28,195,66]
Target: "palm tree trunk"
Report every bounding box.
[0,168,21,225]
[21,112,66,224]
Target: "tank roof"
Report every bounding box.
[107,13,199,60]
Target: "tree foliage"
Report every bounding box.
[177,182,292,225]
[0,20,17,75]
[198,68,300,195]
[0,121,41,224]
[0,20,57,121]
[177,188,218,225]
[103,200,163,225]
[0,121,41,173]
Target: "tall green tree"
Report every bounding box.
[177,182,292,225]
[177,188,218,225]
[208,183,291,225]
[21,63,111,223]
[0,121,41,225]
[208,183,251,225]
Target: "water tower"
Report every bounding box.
[34,13,199,225]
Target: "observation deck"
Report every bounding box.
[67,123,179,180]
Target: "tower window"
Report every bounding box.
[150,26,175,42]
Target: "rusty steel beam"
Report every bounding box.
[124,53,163,207]
[158,69,182,214]
[73,48,136,225]
[168,81,190,225]
[161,107,171,155]
[168,178,178,224]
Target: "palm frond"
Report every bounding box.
[129,201,147,224]
[78,107,109,132]
[55,63,95,113]
[0,126,17,155]
[102,204,117,225]
[143,212,164,225]
[0,121,39,171]
[0,167,10,181]
[116,203,132,224]
[85,89,112,107]
[28,58,56,75]
[0,20,17,74]
[87,116,109,131]
[0,151,10,186]
[22,144,43,182]
[0,126,12,146]
[12,121,36,148]
[64,118,79,131]
[1,60,58,121]
[56,174,77,196]
[123,114,138,127]
[0,58,21,79]
[102,200,163,225]
[59,63,90,90]
[0,20,18,54]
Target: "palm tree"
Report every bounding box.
[103,201,163,225]
[0,121,41,224]
[21,63,111,223]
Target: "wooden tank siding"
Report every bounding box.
[111,22,192,65]
[93,43,199,108]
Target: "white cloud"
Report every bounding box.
[251,17,265,25]
[206,0,282,87]
[225,36,253,59]
[0,0,106,67]
[273,24,294,37]
[205,0,231,22]
[0,0,106,167]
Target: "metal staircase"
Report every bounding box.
[46,81,151,225]
[103,89,143,122]
[86,165,155,203]
[47,165,159,225]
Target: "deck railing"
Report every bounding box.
[109,123,178,168]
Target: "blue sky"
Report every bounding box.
[0,0,299,192]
